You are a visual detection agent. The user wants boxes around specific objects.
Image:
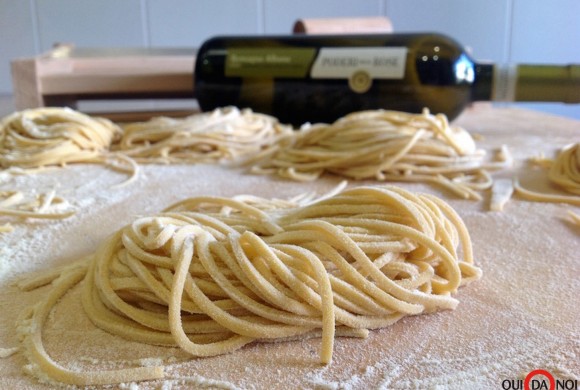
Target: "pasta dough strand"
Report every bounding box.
[0,190,75,232]
[515,143,580,206]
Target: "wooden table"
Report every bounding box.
[0,105,578,389]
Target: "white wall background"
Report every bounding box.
[1,0,579,119]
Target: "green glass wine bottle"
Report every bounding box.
[194,33,580,126]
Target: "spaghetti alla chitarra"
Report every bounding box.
[17,185,481,386]
[1,107,511,201]
[515,142,580,207]
[251,108,512,200]
[0,107,121,169]
[0,106,292,190]
[116,106,293,165]
[0,107,141,187]
[0,108,128,227]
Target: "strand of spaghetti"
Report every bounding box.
[269,250,387,316]
[19,265,165,385]
[82,260,183,346]
[0,347,18,358]
[0,207,75,219]
[265,242,335,364]
[0,190,75,220]
[230,234,319,317]
[0,223,13,233]
[285,219,461,300]
[95,236,175,331]
[182,234,316,338]
[514,180,580,206]
[489,178,514,211]
[16,256,92,291]
[168,228,254,356]
[197,238,323,327]
[0,191,24,207]
[104,153,140,188]
[567,210,580,226]
[36,190,56,213]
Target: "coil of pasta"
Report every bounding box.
[515,142,580,206]
[116,106,293,164]
[0,107,120,168]
[17,185,481,386]
[251,108,511,200]
[548,142,580,195]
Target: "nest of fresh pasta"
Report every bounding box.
[18,184,481,386]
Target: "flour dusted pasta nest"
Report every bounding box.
[515,142,580,207]
[18,184,481,386]
[252,108,511,199]
[0,107,121,168]
[548,142,580,195]
[116,106,293,164]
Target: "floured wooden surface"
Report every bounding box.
[0,106,578,389]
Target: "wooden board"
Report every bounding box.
[10,46,196,118]
[0,105,578,389]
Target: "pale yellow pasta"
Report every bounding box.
[0,107,137,200]
[548,143,580,195]
[515,143,580,206]
[514,180,580,206]
[2,107,510,204]
[0,223,13,233]
[490,179,514,211]
[116,106,293,165]
[17,185,480,386]
[0,190,75,232]
[0,107,121,168]
[567,210,580,226]
[251,108,511,200]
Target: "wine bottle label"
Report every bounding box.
[311,47,407,93]
[224,47,407,88]
[310,47,407,79]
[225,48,316,77]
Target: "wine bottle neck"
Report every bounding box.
[472,64,494,102]
[489,64,580,103]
